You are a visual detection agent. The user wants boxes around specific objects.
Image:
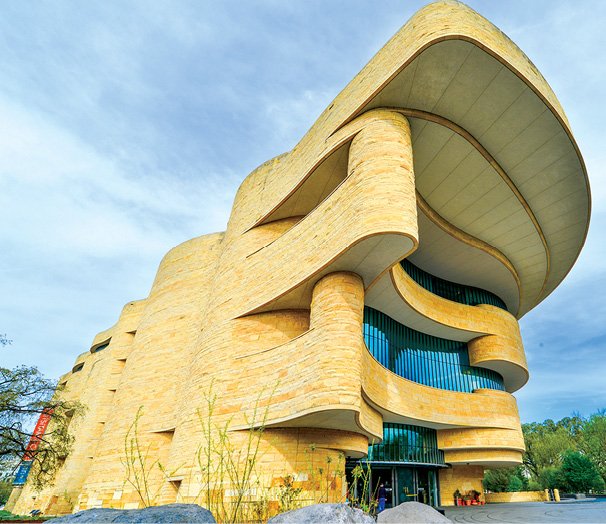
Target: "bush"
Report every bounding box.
[538,466,563,490]
[483,469,511,492]
[484,466,526,493]
[507,475,523,492]
[528,479,542,491]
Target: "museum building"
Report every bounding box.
[9,0,590,515]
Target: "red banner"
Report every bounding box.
[23,408,53,461]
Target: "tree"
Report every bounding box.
[484,468,511,492]
[507,475,523,492]
[579,410,606,484]
[1,335,83,490]
[560,451,605,493]
[0,479,13,505]
[522,421,577,478]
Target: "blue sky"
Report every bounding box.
[1,0,604,425]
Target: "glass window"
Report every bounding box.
[363,306,505,392]
[401,259,507,310]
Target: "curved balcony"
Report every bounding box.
[372,264,529,392]
[364,306,505,393]
[401,259,506,310]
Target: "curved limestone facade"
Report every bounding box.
[10,0,590,515]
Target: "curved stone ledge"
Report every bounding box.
[468,318,529,392]
[437,426,524,467]
[414,190,521,315]
[438,427,524,452]
[361,349,522,431]
[443,448,523,468]
[261,427,371,459]
[229,0,588,317]
[202,110,419,320]
[185,272,383,457]
[243,0,582,228]
[382,264,528,392]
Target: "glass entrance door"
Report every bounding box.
[395,466,440,507]
[417,468,429,505]
[396,467,417,504]
[371,467,394,509]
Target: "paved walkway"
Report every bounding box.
[444,501,606,523]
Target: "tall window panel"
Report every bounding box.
[369,423,445,465]
[363,306,505,392]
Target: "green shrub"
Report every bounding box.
[528,479,542,491]
[538,466,563,490]
[507,475,523,492]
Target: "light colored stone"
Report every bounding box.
[9,0,589,517]
[377,502,451,523]
[267,503,374,524]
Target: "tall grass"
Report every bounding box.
[121,406,181,507]
[121,382,358,523]
[196,380,277,523]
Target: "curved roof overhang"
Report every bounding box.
[249,0,590,319]
[357,36,590,317]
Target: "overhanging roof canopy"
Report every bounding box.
[252,0,590,319]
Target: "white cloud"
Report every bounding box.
[0,93,236,377]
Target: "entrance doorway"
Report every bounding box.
[371,467,394,508]
[347,464,441,508]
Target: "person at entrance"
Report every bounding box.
[378,483,387,512]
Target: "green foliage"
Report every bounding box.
[507,475,523,492]
[521,410,606,493]
[347,449,379,515]
[515,465,529,490]
[0,479,14,504]
[538,466,562,490]
[579,410,606,484]
[196,380,277,523]
[522,421,577,478]
[483,466,527,493]
[302,447,345,507]
[0,364,84,490]
[0,508,54,521]
[483,468,512,492]
[120,406,181,507]
[528,479,542,491]
[277,474,302,513]
[560,451,605,493]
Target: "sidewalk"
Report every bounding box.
[445,500,606,523]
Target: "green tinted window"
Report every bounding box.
[364,306,505,392]
[369,423,445,465]
[401,259,507,310]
